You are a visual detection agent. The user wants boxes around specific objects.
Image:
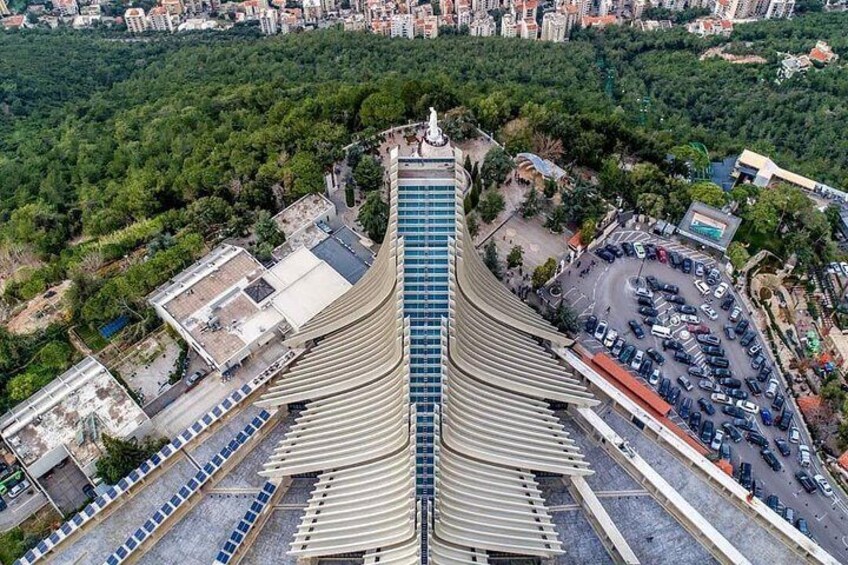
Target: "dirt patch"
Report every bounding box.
[6,280,72,334]
[700,46,768,64]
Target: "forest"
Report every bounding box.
[0,14,847,408]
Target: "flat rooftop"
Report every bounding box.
[310,227,374,285]
[677,201,741,253]
[0,357,148,473]
[272,193,335,239]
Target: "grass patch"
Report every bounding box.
[74,325,110,352]
[0,505,61,564]
[734,222,783,260]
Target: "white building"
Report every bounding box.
[500,11,516,36]
[468,13,495,35]
[344,12,367,30]
[54,0,79,16]
[541,11,568,41]
[148,6,175,31]
[765,0,794,17]
[259,8,279,33]
[390,13,413,38]
[124,7,147,32]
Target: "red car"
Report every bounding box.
[687,323,710,334]
[657,247,668,263]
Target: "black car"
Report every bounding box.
[669,252,683,269]
[700,420,715,444]
[752,478,765,499]
[637,296,655,307]
[605,244,624,258]
[796,518,811,538]
[734,417,756,431]
[667,386,681,405]
[795,470,817,493]
[662,338,683,351]
[775,438,791,457]
[738,462,753,489]
[747,431,768,447]
[639,358,653,376]
[698,397,716,416]
[722,405,745,418]
[740,330,757,347]
[735,319,750,335]
[689,410,702,430]
[682,257,693,273]
[619,345,636,364]
[718,377,742,389]
[722,422,743,443]
[679,397,693,420]
[646,275,660,290]
[622,242,635,257]
[745,378,762,396]
[724,325,737,340]
[760,365,773,379]
[645,244,657,260]
[772,393,785,412]
[705,356,729,368]
[727,388,748,400]
[82,483,95,499]
[696,334,720,346]
[0,497,6,512]
[643,316,660,326]
[766,495,781,513]
[700,345,724,356]
[751,355,765,371]
[628,320,645,339]
[777,409,794,431]
[660,283,680,294]
[638,306,659,317]
[664,294,685,305]
[677,305,697,315]
[761,448,782,471]
[710,367,732,378]
[674,350,693,365]
[658,377,671,398]
[585,315,599,333]
[646,348,665,365]
[720,296,735,311]
[596,249,615,263]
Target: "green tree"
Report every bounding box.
[96,434,167,485]
[187,196,232,236]
[252,210,285,261]
[521,187,539,218]
[478,190,505,223]
[636,192,666,218]
[284,152,324,198]
[480,147,513,188]
[727,242,750,269]
[507,245,524,268]
[551,302,580,334]
[532,258,557,289]
[359,90,406,129]
[353,156,384,192]
[483,239,502,279]
[358,191,389,243]
[6,372,38,402]
[466,212,479,238]
[688,181,727,208]
[545,205,567,233]
[580,218,597,244]
[543,179,557,199]
[442,106,478,142]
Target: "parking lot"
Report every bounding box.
[546,225,848,562]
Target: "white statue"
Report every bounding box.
[428,107,438,138]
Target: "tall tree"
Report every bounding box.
[478,190,505,223]
[353,156,384,192]
[358,191,389,243]
[480,147,514,188]
[483,239,502,279]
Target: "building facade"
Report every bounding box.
[124,7,147,32]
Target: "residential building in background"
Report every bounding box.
[468,12,495,35]
[148,6,176,30]
[390,12,413,37]
[259,7,278,33]
[541,11,568,41]
[124,7,147,32]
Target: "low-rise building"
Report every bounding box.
[581,14,617,28]
[809,41,839,65]
[54,0,79,16]
[124,7,147,32]
[344,12,367,29]
[161,0,184,15]
[686,17,733,36]
[631,18,672,31]
[676,200,742,256]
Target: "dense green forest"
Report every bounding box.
[0,15,847,408]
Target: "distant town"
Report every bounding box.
[2,0,847,40]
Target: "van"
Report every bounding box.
[651,325,672,339]
[765,378,779,399]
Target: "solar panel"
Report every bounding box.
[107,555,120,565]
[216,551,231,563]
[259,410,271,420]
[151,454,162,465]
[257,492,269,503]
[250,501,263,513]
[188,478,199,490]
[134,527,146,540]
[144,519,156,533]
[49,532,60,544]
[222,399,233,410]
[84,504,95,516]
[172,438,182,449]
[24,550,36,562]
[140,462,151,474]
[212,455,224,466]
[153,511,164,523]
[236,432,247,444]
[61,523,73,535]
[228,440,239,451]
[36,541,48,553]
[202,414,213,425]
[212,406,223,418]
[192,422,203,433]
[126,537,137,550]
[95,495,107,507]
[244,511,257,523]
[231,391,243,402]
[72,515,84,526]
[179,486,191,499]
[204,463,215,474]
[170,494,182,507]
[230,531,244,544]
[161,504,173,516]
[223,541,237,553]
[237,521,250,533]
[116,546,128,558]
[241,384,251,394]
[118,478,130,490]
[106,487,118,498]
[251,417,262,427]
[181,430,192,441]
[161,445,173,456]
[129,470,140,481]
[262,482,276,494]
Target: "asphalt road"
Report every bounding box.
[547,225,848,563]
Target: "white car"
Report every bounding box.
[710,392,733,405]
[694,279,710,296]
[680,314,701,324]
[710,429,725,451]
[594,320,608,341]
[700,304,718,321]
[798,444,811,467]
[813,474,833,497]
[8,480,30,499]
[634,242,646,259]
[603,328,618,349]
[735,399,759,415]
[729,306,742,322]
[788,426,800,444]
[635,287,654,299]
[630,350,645,371]
[713,282,729,299]
[649,368,661,387]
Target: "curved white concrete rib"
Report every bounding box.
[429,534,490,565]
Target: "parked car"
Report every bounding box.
[747,343,763,357]
[646,348,665,365]
[761,409,774,426]
[605,244,623,258]
[751,355,765,371]
[596,249,615,263]
[585,315,599,333]
[643,316,660,327]
[639,358,653,377]
[690,324,712,336]
[621,242,635,257]
[660,283,680,294]
[669,252,683,269]
[713,282,729,299]
[619,345,636,364]
[720,296,735,311]
[783,507,796,523]
[701,345,724,356]
[729,306,743,322]
[747,431,768,447]
[710,429,725,451]
[695,333,720,346]
[772,393,786,412]
[738,462,753,489]
[745,378,762,396]
[698,379,715,392]
[788,426,801,444]
[726,389,748,400]
[798,444,811,467]
[766,494,782,514]
[657,247,668,263]
[628,320,645,339]
[680,314,701,324]
[700,420,715,445]
[637,296,654,307]
[185,370,208,388]
[594,320,609,341]
[724,324,737,340]
[735,319,750,335]
[630,350,645,371]
[699,397,716,415]
[740,331,757,347]
[796,518,811,538]
[7,480,30,500]
[736,400,759,415]
[795,470,817,493]
[710,393,732,406]
[633,242,646,259]
[676,375,693,391]
[775,438,791,457]
[694,279,711,296]
[707,268,721,286]
[665,294,685,305]
[700,303,718,320]
[673,350,693,365]
[689,410,702,430]
[777,408,794,431]
[603,328,618,348]
[722,422,742,443]
[718,377,742,389]
[695,262,705,277]
[611,337,625,357]
[679,397,692,420]
[705,356,729,368]
[765,378,779,399]
[682,257,693,273]
[645,244,657,260]
[734,418,756,431]
[658,377,671,399]
[635,287,654,299]
[761,447,782,471]
[648,368,662,387]
[677,304,697,315]
[710,367,733,379]
[667,385,681,404]
[814,474,833,497]
[646,275,660,290]
[688,366,705,378]
[638,306,659,317]
[662,338,683,351]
